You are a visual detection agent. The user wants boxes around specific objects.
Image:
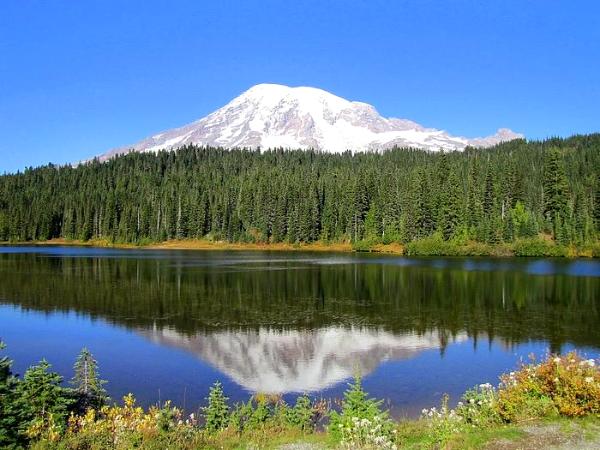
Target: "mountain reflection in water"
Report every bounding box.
[141,326,466,393]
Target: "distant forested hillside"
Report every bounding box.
[1,135,599,249]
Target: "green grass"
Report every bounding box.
[393,416,600,450]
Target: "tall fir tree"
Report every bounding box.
[543,148,570,238]
[71,348,108,413]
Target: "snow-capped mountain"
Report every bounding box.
[99,84,523,160]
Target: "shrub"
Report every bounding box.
[405,233,452,256]
[202,381,229,433]
[352,238,380,252]
[284,394,327,432]
[339,415,397,449]
[419,394,465,447]
[456,383,501,426]
[329,375,395,444]
[228,394,281,433]
[64,394,200,448]
[513,238,568,257]
[496,352,600,421]
[405,233,496,256]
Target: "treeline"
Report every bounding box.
[1,135,599,246]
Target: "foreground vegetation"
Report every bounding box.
[1,135,599,256]
[1,343,598,449]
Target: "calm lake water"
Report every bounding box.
[1,246,599,418]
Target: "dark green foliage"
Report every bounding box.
[336,375,384,418]
[595,173,600,232]
[329,374,393,441]
[0,136,598,247]
[0,342,21,448]
[0,346,110,448]
[224,392,326,435]
[284,394,322,432]
[228,398,271,433]
[543,148,570,239]
[71,348,107,413]
[13,360,73,440]
[0,342,11,385]
[202,381,229,433]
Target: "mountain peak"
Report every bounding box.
[98,84,523,161]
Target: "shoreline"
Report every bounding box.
[0,238,400,254]
[0,237,598,258]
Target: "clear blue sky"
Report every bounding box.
[1,0,599,173]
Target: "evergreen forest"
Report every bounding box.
[1,135,599,253]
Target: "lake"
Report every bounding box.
[1,246,599,418]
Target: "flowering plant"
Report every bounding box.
[497,352,599,420]
[456,382,501,426]
[338,415,398,449]
[419,394,465,446]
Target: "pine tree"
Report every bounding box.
[352,177,369,242]
[287,394,315,432]
[416,169,434,238]
[483,171,495,217]
[466,160,482,233]
[71,348,107,412]
[363,203,381,241]
[0,342,21,447]
[328,374,393,442]
[439,170,462,240]
[0,342,11,384]
[14,360,73,439]
[595,173,600,234]
[543,148,569,238]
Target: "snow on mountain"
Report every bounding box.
[98,84,523,160]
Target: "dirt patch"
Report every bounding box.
[486,421,600,450]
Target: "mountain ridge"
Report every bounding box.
[98,83,524,161]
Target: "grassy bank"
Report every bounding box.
[2,343,599,449]
[0,237,355,253]
[2,235,600,257]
